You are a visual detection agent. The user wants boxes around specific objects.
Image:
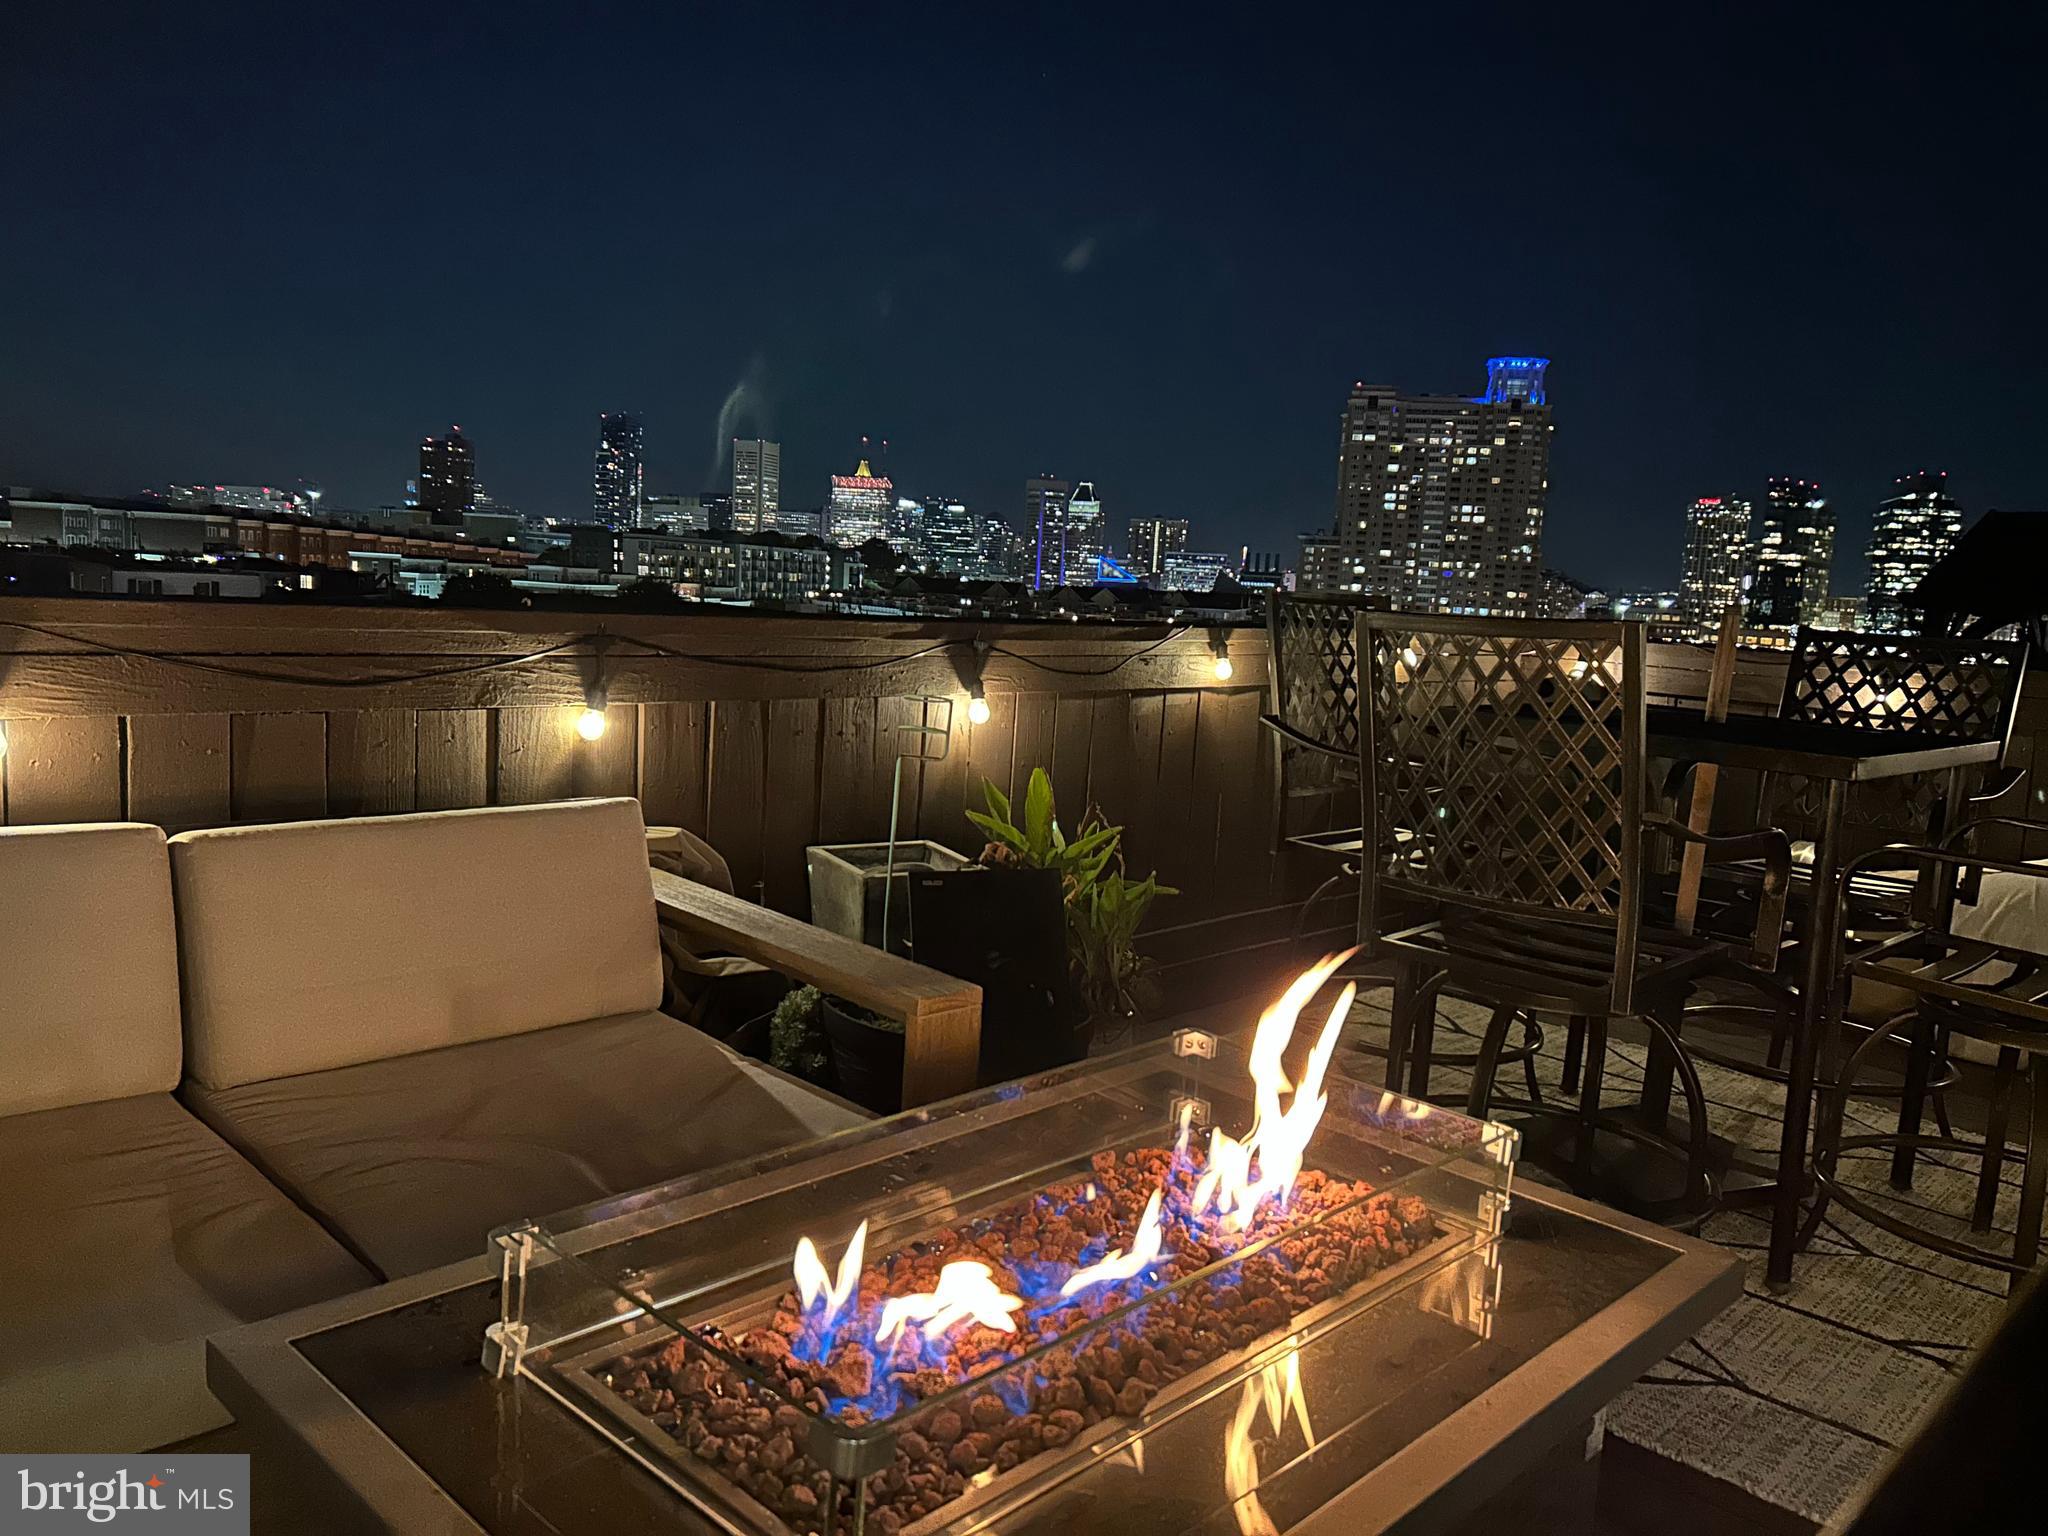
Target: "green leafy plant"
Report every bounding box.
[967,767,1176,1023]
[767,985,831,1082]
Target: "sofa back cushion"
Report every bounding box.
[0,823,181,1116]
[171,798,663,1089]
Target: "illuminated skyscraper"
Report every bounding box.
[1025,476,1073,589]
[1748,477,1833,628]
[732,438,781,533]
[1315,356,1552,613]
[1126,517,1190,576]
[920,498,983,576]
[592,412,646,525]
[1866,470,1964,632]
[1678,495,1753,638]
[417,426,475,526]
[827,459,894,546]
[1064,482,1107,582]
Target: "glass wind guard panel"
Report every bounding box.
[483,1030,1517,1536]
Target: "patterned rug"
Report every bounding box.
[1340,988,2016,1528]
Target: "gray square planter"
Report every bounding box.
[805,840,973,955]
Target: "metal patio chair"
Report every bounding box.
[1360,615,1794,1222]
[1807,814,2048,1290]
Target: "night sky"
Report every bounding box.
[4,5,2042,591]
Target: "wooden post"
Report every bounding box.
[1674,605,1742,935]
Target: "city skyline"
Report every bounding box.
[3,10,2042,591]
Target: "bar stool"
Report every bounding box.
[1808,825,2048,1292]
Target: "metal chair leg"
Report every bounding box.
[1890,1014,1937,1191]
[1463,1005,1517,1120]
[2012,1055,2048,1280]
[1645,998,1716,1216]
[1573,1015,1609,1189]
[1975,1047,2023,1232]
[1386,964,1420,1092]
[1520,1014,1545,1105]
[1561,1016,1586,1095]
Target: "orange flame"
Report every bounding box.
[792,1218,867,1331]
[1195,950,1357,1231]
[1060,1188,1166,1297]
[875,1261,1021,1348]
[1224,1351,1316,1536]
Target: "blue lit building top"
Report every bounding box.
[1480,356,1549,405]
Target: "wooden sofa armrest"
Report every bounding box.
[650,869,981,1108]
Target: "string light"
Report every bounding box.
[1209,633,1235,681]
[576,701,608,741]
[967,685,991,726]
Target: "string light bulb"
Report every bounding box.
[967,686,991,726]
[1208,634,1235,681]
[576,705,607,742]
[577,633,612,741]
[1213,654,1234,681]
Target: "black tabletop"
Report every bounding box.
[1647,706,2003,782]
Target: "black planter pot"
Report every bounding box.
[819,996,906,1115]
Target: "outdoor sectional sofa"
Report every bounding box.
[0,797,981,1453]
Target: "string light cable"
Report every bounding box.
[0,617,1212,691]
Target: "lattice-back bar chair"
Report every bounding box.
[1666,629,2030,1100]
[1265,594,1551,1093]
[1807,816,2048,1291]
[1757,626,2029,903]
[1360,614,1795,1221]
[1263,591,1365,897]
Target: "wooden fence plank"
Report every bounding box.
[1120,692,1166,882]
[417,709,489,811]
[1008,694,1057,810]
[639,702,709,836]
[126,713,231,831]
[2,716,123,824]
[873,695,929,848]
[962,695,1017,842]
[1209,689,1279,909]
[496,707,578,805]
[708,700,768,902]
[817,697,878,847]
[1150,692,1203,895]
[1085,692,1134,838]
[326,709,418,817]
[915,695,972,853]
[762,698,822,914]
[573,702,640,800]
[230,713,327,822]
[1050,696,1094,825]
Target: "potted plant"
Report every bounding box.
[766,983,906,1115]
[967,767,1175,1046]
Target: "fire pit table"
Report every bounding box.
[208,964,1739,1535]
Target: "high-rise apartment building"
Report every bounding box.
[1866,470,1964,632]
[1748,477,1833,628]
[1063,482,1107,582]
[1025,476,1074,589]
[592,412,646,525]
[918,498,984,576]
[827,459,894,546]
[731,438,781,533]
[1126,517,1190,576]
[1678,495,1753,638]
[417,426,475,526]
[1315,357,1552,613]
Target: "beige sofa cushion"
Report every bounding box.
[183,1009,867,1279]
[0,1093,371,1452]
[0,823,181,1117]
[171,799,664,1090]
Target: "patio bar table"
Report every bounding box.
[1646,705,2003,1286]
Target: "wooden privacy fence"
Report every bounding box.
[4,600,2043,932]
[0,600,1288,924]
